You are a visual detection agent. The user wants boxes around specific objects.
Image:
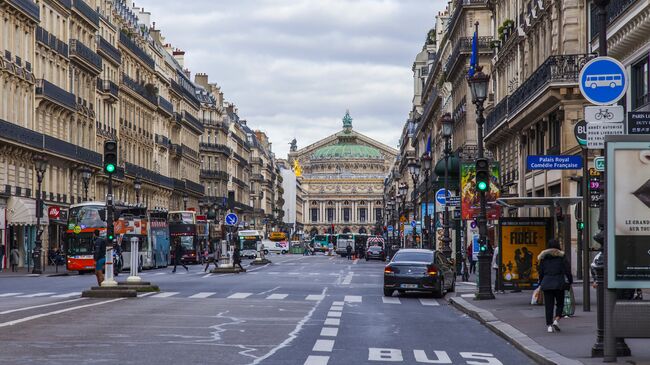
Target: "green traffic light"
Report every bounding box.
[577,222,585,230]
[105,164,115,173]
[477,181,488,191]
[480,245,487,251]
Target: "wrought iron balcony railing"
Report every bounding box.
[72,0,100,27]
[444,36,492,74]
[36,27,69,57]
[36,79,77,111]
[124,162,174,189]
[232,176,248,188]
[121,73,158,106]
[70,39,102,72]
[199,142,232,156]
[119,31,155,69]
[185,179,204,195]
[590,0,637,39]
[182,111,204,133]
[181,144,199,160]
[97,79,119,99]
[6,0,39,22]
[155,134,170,148]
[97,36,122,64]
[157,96,174,116]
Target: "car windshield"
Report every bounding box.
[368,246,382,252]
[392,251,433,263]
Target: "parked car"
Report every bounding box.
[366,245,386,261]
[383,249,455,298]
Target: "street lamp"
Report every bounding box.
[79,166,92,201]
[466,25,494,300]
[183,194,189,210]
[421,153,432,249]
[398,183,408,247]
[441,113,454,259]
[32,154,48,275]
[134,176,142,205]
[408,160,421,248]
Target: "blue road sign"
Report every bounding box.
[225,213,238,226]
[579,57,628,106]
[435,189,451,205]
[526,155,583,170]
[411,220,416,228]
[387,225,394,233]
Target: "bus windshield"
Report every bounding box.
[179,236,194,251]
[338,234,353,240]
[69,205,105,229]
[314,235,327,242]
[241,239,258,250]
[168,212,195,224]
[67,235,95,256]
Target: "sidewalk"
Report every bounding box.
[0,264,70,277]
[449,282,650,364]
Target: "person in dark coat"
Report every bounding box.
[172,238,188,273]
[10,245,19,272]
[346,244,353,260]
[233,247,245,271]
[538,239,572,333]
[0,243,5,272]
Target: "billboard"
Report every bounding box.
[460,162,501,220]
[607,139,650,288]
[499,218,553,290]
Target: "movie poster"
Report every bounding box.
[460,162,501,220]
[499,218,552,290]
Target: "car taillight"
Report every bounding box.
[427,265,439,276]
[384,266,394,274]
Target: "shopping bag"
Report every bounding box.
[531,287,543,305]
[563,287,575,317]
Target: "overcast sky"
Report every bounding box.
[139,0,445,157]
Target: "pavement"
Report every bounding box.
[0,264,70,277]
[448,276,650,365]
[0,254,531,365]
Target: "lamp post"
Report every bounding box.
[408,160,421,248]
[421,154,432,249]
[441,113,454,259]
[183,194,189,210]
[398,183,408,248]
[80,166,92,201]
[467,27,494,300]
[32,155,48,275]
[134,176,142,205]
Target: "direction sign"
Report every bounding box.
[594,156,605,172]
[627,112,650,135]
[411,220,416,228]
[579,57,629,106]
[587,122,625,149]
[447,196,461,208]
[435,189,451,205]
[574,120,588,147]
[225,213,239,226]
[584,105,624,123]
[526,155,582,170]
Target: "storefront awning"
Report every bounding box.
[7,197,48,226]
[496,197,582,208]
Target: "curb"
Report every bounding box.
[449,297,583,365]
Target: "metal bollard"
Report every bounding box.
[102,245,117,287]
[126,237,141,283]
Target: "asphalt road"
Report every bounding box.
[0,254,533,365]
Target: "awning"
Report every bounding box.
[7,197,49,226]
[496,197,582,208]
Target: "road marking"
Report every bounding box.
[419,299,440,306]
[324,318,340,326]
[258,286,281,296]
[306,294,325,301]
[0,298,125,328]
[332,301,345,306]
[304,355,329,365]
[0,298,86,314]
[344,295,362,303]
[313,339,335,352]
[227,292,252,299]
[330,305,343,311]
[138,292,157,298]
[382,297,401,304]
[17,292,55,298]
[201,273,213,278]
[369,348,403,362]
[152,272,165,276]
[269,272,280,275]
[326,311,342,318]
[267,294,288,300]
[353,259,359,265]
[151,292,179,298]
[51,292,81,298]
[461,293,474,298]
[0,293,22,297]
[320,327,339,337]
[188,292,216,299]
[341,272,354,285]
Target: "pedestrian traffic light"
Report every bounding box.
[103,140,117,174]
[475,158,490,192]
[577,221,585,231]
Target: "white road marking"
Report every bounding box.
[330,306,343,311]
[419,298,440,306]
[267,294,288,300]
[332,301,345,306]
[320,327,339,337]
[304,355,329,365]
[324,318,340,326]
[151,292,179,298]
[0,298,125,328]
[368,348,403,362]
[258,286,281,296]
[382,297,401,304]
[344,295,362,303]
[17,292,55,298]
[341,272,354,285]
[269,272,280,275]
[0,293,22,297]
[306,294,325,301]
[188,292,216,299]
[152,272,165,276]
[353,259,359,265]
[461,293,475,298]
[227,292,252,299]
[0,298,86,314]
[138,292,157,298]
[313,339,335,352]
[201,273,213,278]
[51,292,81,298]
[326,311,342,318]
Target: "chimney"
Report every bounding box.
[194,73,209,88]
[173,48,185,68]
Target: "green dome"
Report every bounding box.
[313,144,382,160]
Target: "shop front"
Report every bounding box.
[47,205,68,259]
[6,197,48,269]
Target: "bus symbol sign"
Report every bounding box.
[579,57,628,106]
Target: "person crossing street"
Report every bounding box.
[172,238,188,273]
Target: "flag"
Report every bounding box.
[468,27,478,77]
[426,135,431,154]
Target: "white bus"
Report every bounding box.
[585,74,622,89]
[237,230,264,259]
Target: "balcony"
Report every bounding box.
[97,36,121,65]
[69,39,102,74]
[119,32,155,69]
[121,73,158,106]
[171,143,182,158]
[590,0,637,39]
[185,179,205,195]
[72,0,100,27]
[485,54,593,136]
[36,27,69,58]
[234,152,249,167]
[232,176,248,188]
[446,0,489,35]
[158,96,174,116]
[251,173,264,182]
[444,36,492,76]
[182,111,204,134]
[124,162,174,189]
[36,79,77,112]
[181,144,199,160]
[97,79,119,99]
[0,119,43,149]
[199,142,231,156]
[170,78,201,109]
[200,169,229,180]
[6,0,39,22]
[154,134,170,148]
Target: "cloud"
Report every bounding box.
[137,0,445,156]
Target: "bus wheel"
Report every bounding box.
[263,250,269,255]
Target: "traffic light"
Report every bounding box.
[103,140,117,174]
[577,221,585,231]
[475,158,490,192]
[227,191,235,210]
[479,238,488,252]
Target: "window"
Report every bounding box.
[632,57,649,110]
[343,208,351,222]
[359,208,367,222]
[327,208,335,222]
[548,113,560,154]
[375,208,382,221]
[311,208,318,223]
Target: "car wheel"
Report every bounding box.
[383,288,394,297]
[281,250,287,254]
[263,250,269,255]
[448,277,456,293]
[365,257,369,261]
[432,279,444,298]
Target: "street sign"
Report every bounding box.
[526,155,582,170]
[453,210,461,219]
[587,122,625,149]
[627,112,650,135]
[579,56,629,106]
[595,156,605,171]
[225,213,238,226]
[447,196,461,208]
[435,189,451,205]
[387,225,394,233]
[574,120,588,147]
[411,220,416,228]
[584,105,625,123]
[589,168,602,208]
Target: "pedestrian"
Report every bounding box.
[204,245,219,272]
[0,242,5,272]
[233,246,245,271]
[93,230,106,286]
[346,243,352,260]
[172,238,188,273]
[467,243,476,274]
[10,245,19,272]
[492,244,501,293]
[538,239,572,333]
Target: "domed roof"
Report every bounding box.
[313,143,382,160]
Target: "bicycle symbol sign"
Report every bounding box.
[579,57,628,106]
[584,105,624,123]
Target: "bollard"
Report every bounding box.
[102,245,117,287]
[126,237,141,283]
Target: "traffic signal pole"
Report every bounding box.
[102,172,117,287]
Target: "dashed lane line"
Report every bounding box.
[0,298,125,328]
[51,292,81,298]
[312,339,335,352]
[326,311,342,318]
[419,298,440,306]
[304,355,329,365]
[0,293,22,297]
[382,296,401,304]
[0,298,87,315]
[320,327,338,337]
[324,318,340,326]
[344,295,362,303]
[17,292,55,298]
[188,292,217,299]
[306,294,325,301]
[151,292,179,298]
[227,292,253,299]
[266,294,289,300]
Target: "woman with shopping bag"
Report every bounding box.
[538,239,572,333]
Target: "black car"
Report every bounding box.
[383,249,455,298]
[366,245,386,261]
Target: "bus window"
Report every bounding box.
[67,236,94,255]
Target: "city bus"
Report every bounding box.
[311,234,330,253]
[168,210,199,264]
[149,211,170,268]
[335,233,355,256]
[116,206,148,271]
[238,230,263,259]
[65,202,107,273]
